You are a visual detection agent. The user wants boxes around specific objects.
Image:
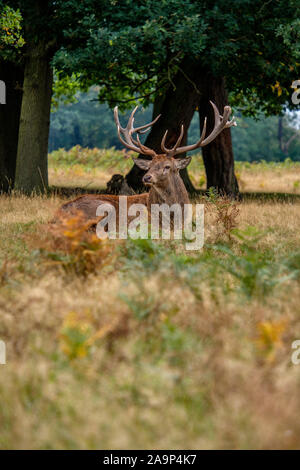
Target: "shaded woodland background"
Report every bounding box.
[1,1,300,451]
[50,88,300,162]
[1,0,299,197]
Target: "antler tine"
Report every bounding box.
[116,123,141,153]
[160,124,185,157]
[210,100,222,127]
[114,106,157,157]
[134,113,161,134]
[134,133,156,156]
[114,106,122,130]
[210,101,234,130]
[129,127,156,157]
[128,106,139,131]
[114,106,140,152]
[200,117,207,143]
[161,130,169,153]
[174,125,184,151]
[198,101,236,146]
[168,101,236,157]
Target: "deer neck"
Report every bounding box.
[147,173,190,208]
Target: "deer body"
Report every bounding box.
[55,103,236,226]
[57,193,149,221]
[56,156,190,223]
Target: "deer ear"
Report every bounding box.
[175,157,192,170]
[133,158,152,170]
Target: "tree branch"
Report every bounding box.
[90,80,168,104]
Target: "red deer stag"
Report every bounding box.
[55,102,236,224]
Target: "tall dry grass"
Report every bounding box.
[0,152,300,449]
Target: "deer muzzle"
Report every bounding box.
[143,174,153,185]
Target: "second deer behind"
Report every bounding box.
[55,102,236,225]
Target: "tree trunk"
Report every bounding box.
[125,59,201,193]
[0,61,24,192]
[199,74,239,197]
[15,42,52,194]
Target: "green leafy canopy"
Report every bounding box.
[54,0,300,116]
[0,3,25,61]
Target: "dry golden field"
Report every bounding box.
[0,147,300,449]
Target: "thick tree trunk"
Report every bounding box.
[15,42,52,194]
[0,61,24,192]
[198,74,239,197]
[125,59,201,193]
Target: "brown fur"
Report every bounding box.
[54,101,236,226]
[54,155,191,225]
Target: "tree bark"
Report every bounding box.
[198,74,239,197]
[0,61,24,192]
[15,42,52,194]
[125,59,201,193]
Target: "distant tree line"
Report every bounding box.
[1,0,299,196]
[50,90,300,162]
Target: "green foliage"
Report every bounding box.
[120,237,168,273]
[285,251,300,280]
[277,18,300,59]
[1,0,106,67]
[232,114,300,162]
[49,88,155,152]
[120,289,157,320]
[54,0,207,110]
[49,91,300,161]
[52,72,84,109]
[49,145,132,174]
[0,4,25,60]
[2,189,300,448]
[213,227,295,298]
[53,0,300,116]
[2,1,300,120]
[116,225,298,304]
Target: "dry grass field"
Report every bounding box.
[0,147,300,449]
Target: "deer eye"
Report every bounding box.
[164,165,171,170]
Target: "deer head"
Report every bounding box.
[114,102,236,191]
[56,102,237,227]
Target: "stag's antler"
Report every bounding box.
[114,106,161,157]
[114,102,236,159]
[161,101,237,158]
